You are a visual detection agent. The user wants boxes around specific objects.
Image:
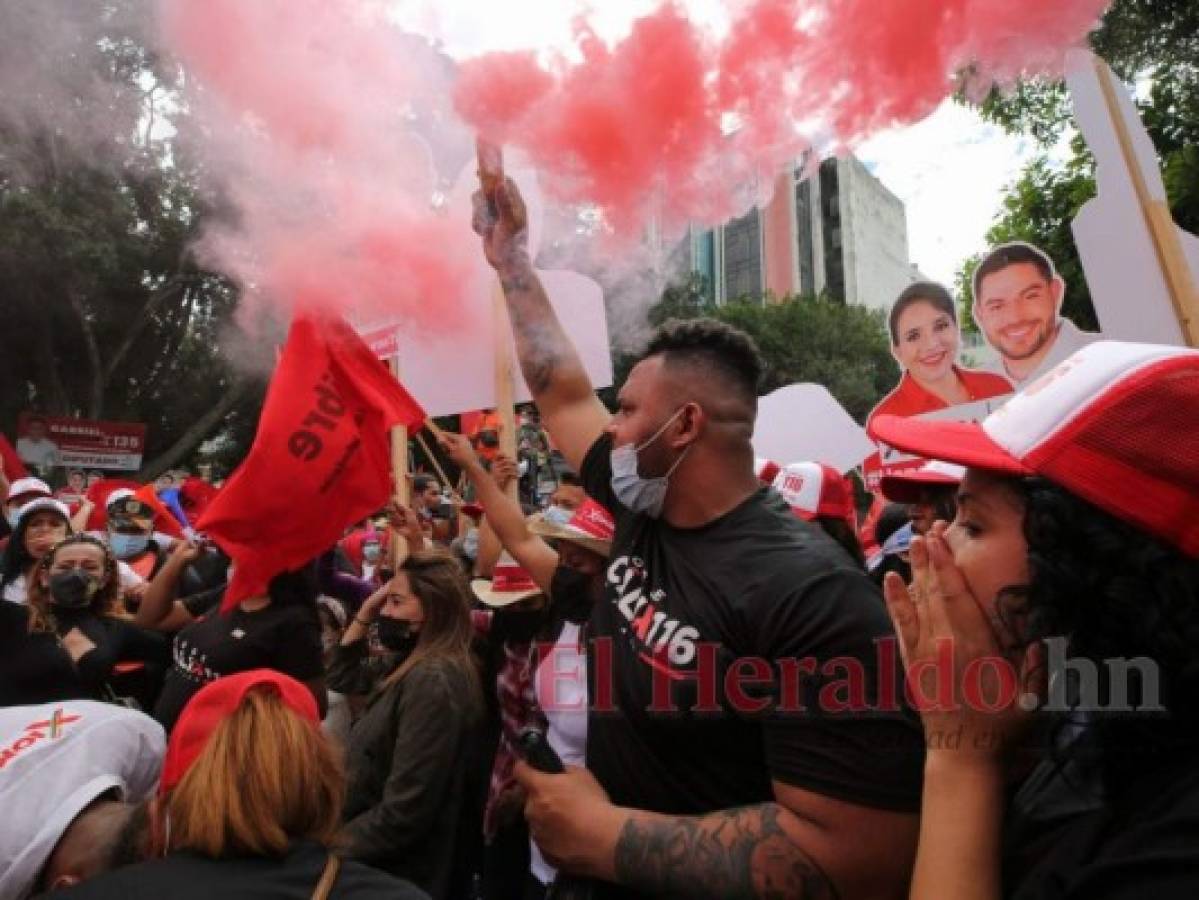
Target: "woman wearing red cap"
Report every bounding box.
[48,670,428,899]
[329,550,484,900]
[871,342,1199,897]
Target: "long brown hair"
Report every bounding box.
[27,534,123,633]
[168,688,344,857]
[383,549,480,701]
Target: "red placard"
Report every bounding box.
[17,412,148,473]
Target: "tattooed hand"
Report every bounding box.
[472,175,531,275]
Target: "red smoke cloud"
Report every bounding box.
[159,0,477,331]
[455,0,1112,234]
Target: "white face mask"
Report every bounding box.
[609,408,690,519]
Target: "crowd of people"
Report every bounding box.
[1,174,1198,900]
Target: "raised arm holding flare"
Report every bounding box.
[472,175,609,472]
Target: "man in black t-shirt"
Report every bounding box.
[474,176,923,898]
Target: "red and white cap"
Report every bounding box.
[471,552,543,608]
[528,498,615,557]
[6,477,51,504]
[869,341,1199,557]
[879,461,966,505]
[754,458,781,485]
[16,496,70,525]
[772,462,856,531]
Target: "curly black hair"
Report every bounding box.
[644,318,764,405]
[1004,477,1199,789]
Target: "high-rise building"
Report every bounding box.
[688,155,917,312]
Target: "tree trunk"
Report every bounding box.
[66,290,106,419]
[136,378,249,480]
[104,276,186,383]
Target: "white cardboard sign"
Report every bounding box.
[753,383,875,474]
[1067,49,1198,347]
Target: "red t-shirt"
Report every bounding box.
[863,366,1014,492]
[867,366,1014,427]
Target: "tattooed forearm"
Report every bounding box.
[612,804,838,900]
[498,263,580,396]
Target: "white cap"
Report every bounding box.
[105,488,136,508]
[0,702,165,898]
[15,497,70,525]
[5,478,51,504]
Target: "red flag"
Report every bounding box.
[132,485,186,540]
[0,435,29,482]
[197,315,426,611]
[178,476,220,523]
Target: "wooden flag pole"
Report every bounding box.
[1095,56,1199,347]
[389,355,409,567]
[414,431,460,503]
[493,284,520,504]
[478,137,521,504]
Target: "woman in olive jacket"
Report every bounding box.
[329,548,486,900]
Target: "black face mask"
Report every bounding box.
[376,616,420,655]
[48,569,102,609]
[551,565,600,625]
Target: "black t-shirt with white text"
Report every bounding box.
[580,434,923,819]
[153,601,323,732]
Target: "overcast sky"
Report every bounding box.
[393,0,1041,287]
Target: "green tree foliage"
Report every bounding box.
[614,280,896,425]
[958,0,1198,331]
[0,1,262,479]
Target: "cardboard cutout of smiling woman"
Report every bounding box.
[972,241,1102,388]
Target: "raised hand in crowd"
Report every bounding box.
[70,496,94,534]
[134,538,205,632]
[438,432,559,592]
[490,454,518,493]
[438,429,480,472]
[385,500,426,554]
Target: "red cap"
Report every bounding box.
[754,458,781,485]
[879,461,966,505]
[869,341,1199,557]
[772,462,857,532]
[160,669,320,794]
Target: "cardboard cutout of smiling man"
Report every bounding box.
[973,241,1101,388]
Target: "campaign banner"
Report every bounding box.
[16,413,148,473]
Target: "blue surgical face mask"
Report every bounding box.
[609,408,690,519]
[542,505,574,527]
[362,541,381,563]
[462,528,479,561]
[109,532,150,559]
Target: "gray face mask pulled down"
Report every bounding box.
[609,408,690,519]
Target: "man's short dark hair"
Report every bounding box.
[643,318,764,405]
[413,474,438,493]
[972,242,1056,303]
[888,282,957,345]
[558,471,583,487]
